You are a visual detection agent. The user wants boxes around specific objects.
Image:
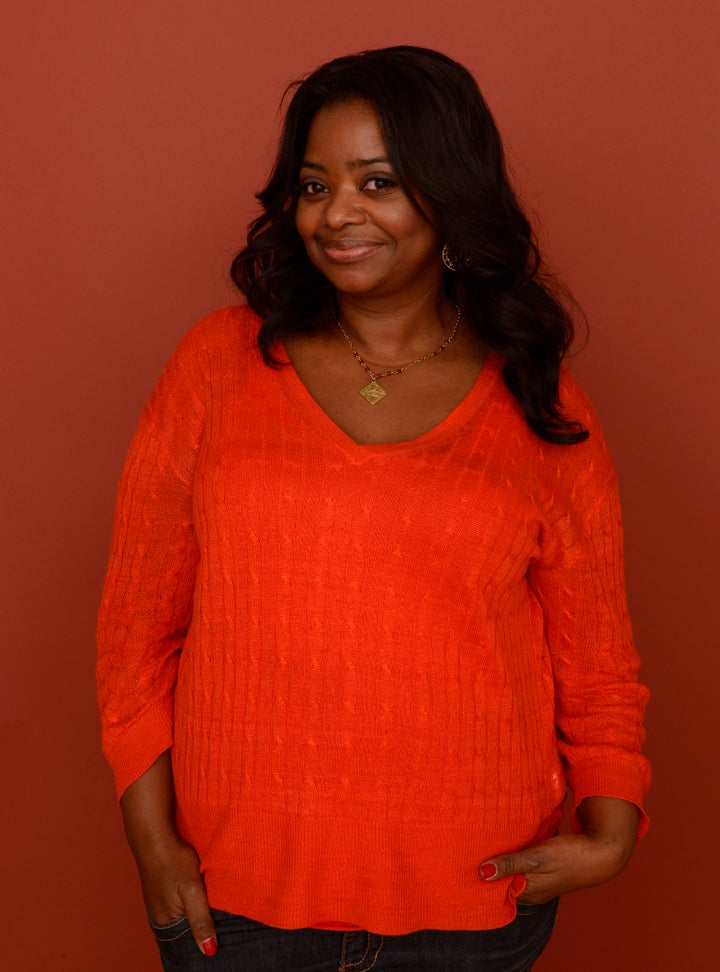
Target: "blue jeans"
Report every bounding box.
[149,900,559,971]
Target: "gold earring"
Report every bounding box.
[442,244,467,272]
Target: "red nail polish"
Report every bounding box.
[202,937,217,956]
[480,862,498,880]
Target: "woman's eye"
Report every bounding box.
[300,181,327,196]
[364,176,396,192]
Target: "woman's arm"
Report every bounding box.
[97,321,206,799]
[120,750,217,957]
[486,379,649,902]
[479,795,640,902]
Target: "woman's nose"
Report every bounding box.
[323,187,366,228]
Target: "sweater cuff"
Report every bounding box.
[567,754,651,839]
[103,701,174,800]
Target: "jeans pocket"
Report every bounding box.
[148,914,193,943]
[515,897,560,918]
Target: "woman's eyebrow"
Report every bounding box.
[299,157,392,171]
[347,156,391,169]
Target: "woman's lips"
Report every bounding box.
[319,239,383,263]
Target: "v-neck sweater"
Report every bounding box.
[97,305,650,934]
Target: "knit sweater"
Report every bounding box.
[97,305,650,934]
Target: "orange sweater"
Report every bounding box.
[97,306,650,934]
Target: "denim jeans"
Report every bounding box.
[149,899,559,971]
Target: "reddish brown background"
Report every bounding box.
[2,2,718,969]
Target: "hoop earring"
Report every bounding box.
[442,244,467,272]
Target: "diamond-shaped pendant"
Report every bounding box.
[359,380,387,405]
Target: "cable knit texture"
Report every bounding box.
[97,305,650,934]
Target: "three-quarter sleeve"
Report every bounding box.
[527,382,651,835]
[96,331,206,799]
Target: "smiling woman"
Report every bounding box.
[97,46,650,972]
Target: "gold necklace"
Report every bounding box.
[335,304,462,405]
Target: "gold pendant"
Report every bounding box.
[359,380,387,405]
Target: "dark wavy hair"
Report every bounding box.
[231,46,588,444]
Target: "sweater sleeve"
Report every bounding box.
[96,326,206,799]
[527,378,651,836]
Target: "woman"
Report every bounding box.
[97,46,650,971]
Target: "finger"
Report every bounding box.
[479,850,544,881]
[183,883,218,956]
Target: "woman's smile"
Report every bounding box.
[319,237,386,263]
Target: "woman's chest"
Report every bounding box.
[283,331,486,445]
[193,392,545,588]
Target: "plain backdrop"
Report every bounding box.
[2,2,718,969]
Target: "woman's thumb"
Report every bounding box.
[184,885,218,956]
[480,851,541,882]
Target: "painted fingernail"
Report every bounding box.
[202,937,217,956]
[480,862,498,880]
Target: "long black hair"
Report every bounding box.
[231,46,588,444]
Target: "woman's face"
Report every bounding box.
[295,99,442,302]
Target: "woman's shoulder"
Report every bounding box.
[159,304,263,382]
[491,360,608,457]
[146,305,263,402]
[179,304,262,355]
[556,366,611,453]
[540,366,618,496]
[558,366,595,421]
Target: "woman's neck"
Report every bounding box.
[335,289,458,364]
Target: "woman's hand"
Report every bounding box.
[120,751,217,956]
[135,833,217,954]
[479,796,640,903]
